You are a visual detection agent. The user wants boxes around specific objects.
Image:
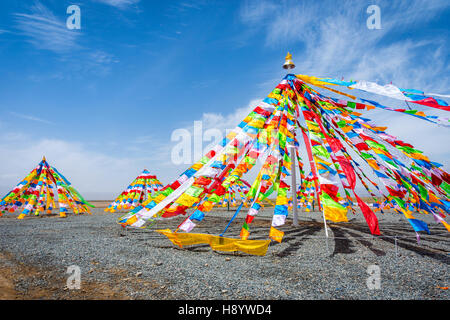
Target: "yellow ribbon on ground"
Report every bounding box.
[156,229,271,256]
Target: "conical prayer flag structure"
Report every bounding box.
[118,53,449,256]
[105,169,163,213]
[0,157,94,219]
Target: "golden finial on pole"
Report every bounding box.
[42,156,46,162]
[282,52,295,70]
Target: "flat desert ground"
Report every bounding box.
[0,202,448,300]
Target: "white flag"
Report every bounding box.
[179,218,196,232]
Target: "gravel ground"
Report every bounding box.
[0,207,448,300]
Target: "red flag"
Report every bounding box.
[335,155,380,235]
[431,174,442,187]
[195,176,211,186]
[336,156,356,189]
[355,194,380,235]
[328,137,343,153]
[355,142,370,151]
[386,186,406,198]
[214,184,226,196]
[161,205,188,218]
[321,184,339,201]
[411,98,450,111]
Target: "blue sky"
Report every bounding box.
[0,0,449,199]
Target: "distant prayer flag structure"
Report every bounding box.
[0,157,94,219]
[105,169,163,213]
[118,53,450,256]
[290,171,316,211]
[218,179,251,208]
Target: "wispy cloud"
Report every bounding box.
[14,1,81,53]
[173,1,205,12]
[200,99,260,132]
[14,2,119,79]
[240,0,450,91]
[132,135,155,144]
[10,112,54,124]
[95,0,140,9]
[77,50,119,76]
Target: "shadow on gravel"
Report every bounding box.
[379,236,449,265]
[273,225,323,257]
[336,224,449,264]
[329,226,357,256]
[342,229,386,257]
[116,217,448,263]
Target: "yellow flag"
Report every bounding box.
[269,227,284,243]
[240,228,250,240]
[125,214,138,226]
[175,193,199,207]
[323,205,348,223]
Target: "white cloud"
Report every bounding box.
[240,0,450,90]
[68,50,119,76]
[240,0,278,24]
[171,98,261,151]
[14,1,81,53]
[10,112,54,125]
[132,135,156,144]
[13,2,117,78]
[0,133,174,200]
[96,0,140,9]
[201,99,260,132]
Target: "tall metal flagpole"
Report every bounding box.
[290,146,299,226]
[283,53,299,227]
[284,53,330,253]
